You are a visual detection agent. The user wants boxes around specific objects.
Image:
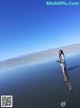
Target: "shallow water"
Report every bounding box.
[0,53,80,108]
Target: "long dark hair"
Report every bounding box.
[59,50,64,56]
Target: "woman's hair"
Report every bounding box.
[59,50,64,55]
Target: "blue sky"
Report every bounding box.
[0,0,80,61]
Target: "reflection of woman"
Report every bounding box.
[63,68,72,92]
